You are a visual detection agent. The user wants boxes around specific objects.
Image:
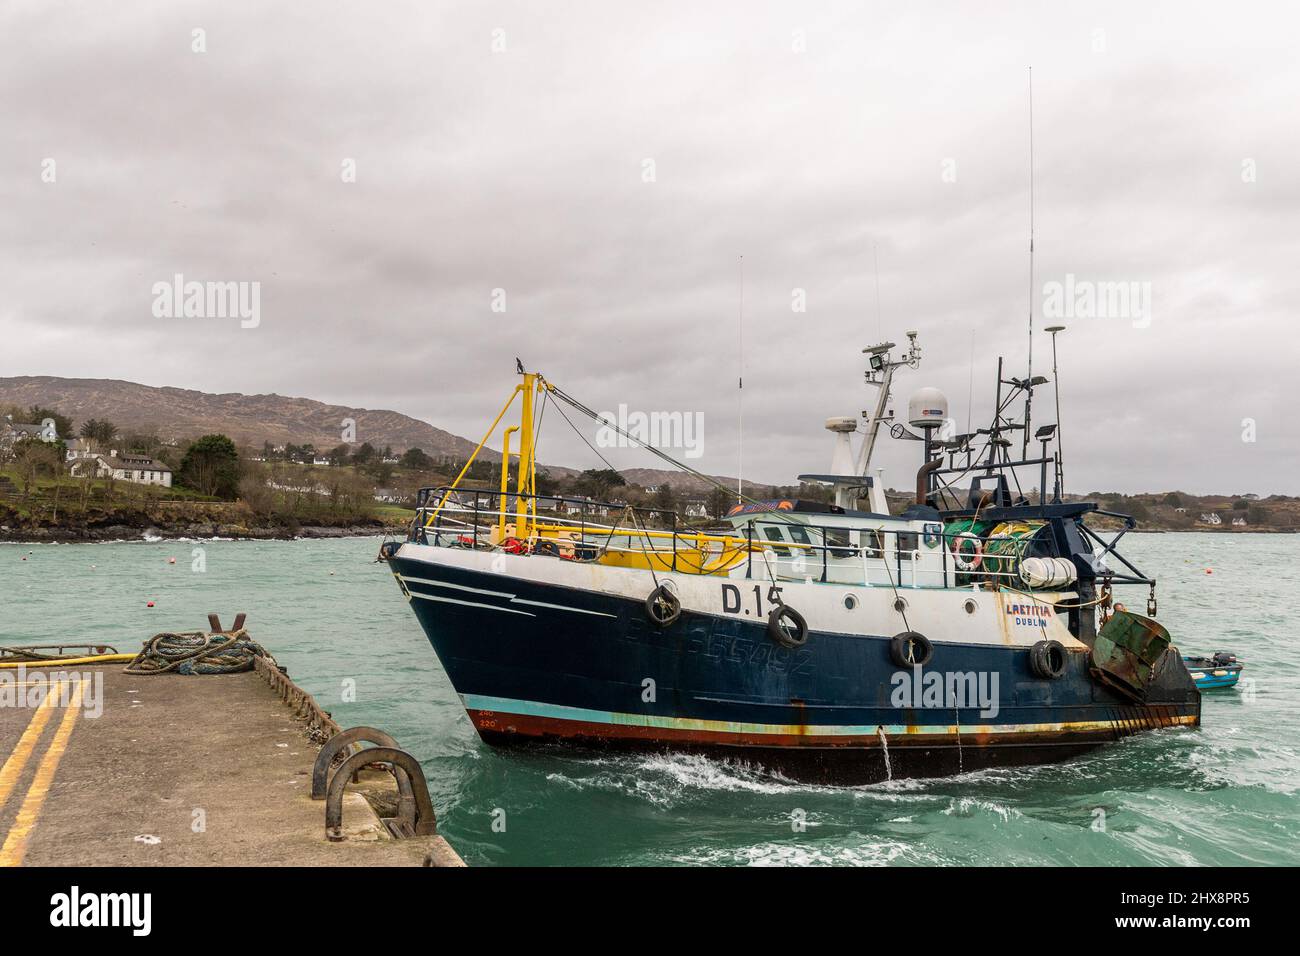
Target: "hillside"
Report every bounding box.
[6,377,1287,521]
[0,376,759,489]
[0,376,495,462]
[616,468,744,495]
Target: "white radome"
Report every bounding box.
[824,416,860,476]
[907,387,949,430]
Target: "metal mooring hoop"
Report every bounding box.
[311,726,402,799]
[325,746,437,841]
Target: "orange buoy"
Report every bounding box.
[168,557,176,564]
[147,601,155,607]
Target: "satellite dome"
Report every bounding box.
[907,387,949,430]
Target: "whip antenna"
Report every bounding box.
[873,242,883,340]
[1023,65,1036,456]
[737,254,744,503]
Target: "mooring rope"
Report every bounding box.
[123,629,274,676]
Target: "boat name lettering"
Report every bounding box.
[1006,602,1053,628]
[721,583,784,618]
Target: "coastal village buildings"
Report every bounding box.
[1,416,57,453]
[1199,512,1222,525]
[67,449,173,487]
[63,437,94,460]
[680,496,709,518]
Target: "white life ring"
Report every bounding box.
[950,532,984,571]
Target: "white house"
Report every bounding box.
[1,416,57,453]
[1199,512,1222,525]
[63,438,95,461]
[1232,516,1248,527]
[68,450,173,487]
[681,497,709,518]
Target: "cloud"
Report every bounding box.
[2,0,1296,493]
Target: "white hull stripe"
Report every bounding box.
[410,593,535,616]
[400,574,616,619]
[509,598,617,618]
[461,693,1199,738]
[400,575,515,599]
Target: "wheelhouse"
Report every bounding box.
[721,499,949,588]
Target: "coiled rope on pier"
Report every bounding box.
[123,629,273,675]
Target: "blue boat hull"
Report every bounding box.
[390,554,1201,783]
[1183,657,1244,690]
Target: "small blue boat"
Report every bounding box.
[1182,652,1244,690]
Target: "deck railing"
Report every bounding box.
[408,486,1069,591]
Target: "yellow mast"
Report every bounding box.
[425,365,552,537]
[515,372,536,538]
[424,385,520,528]
[498,425,519,538]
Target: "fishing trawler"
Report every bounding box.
[381,336,1200,783]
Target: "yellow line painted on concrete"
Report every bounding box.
[0,687,62,815]
[0,680,85,867]
[0,654,133,669]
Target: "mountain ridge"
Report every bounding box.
[0,375,496,463]
[0,375,753,492]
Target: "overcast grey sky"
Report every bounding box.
[2,1,1297,494]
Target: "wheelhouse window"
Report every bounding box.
[761,525,791,557]
[859,529,885,558]
[896,531,918,560]
[824,527,854,557]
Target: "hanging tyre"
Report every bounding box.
[768,605,808,648]
[645,584,681,627]
[890,631,933,667]
[1029,639,1067,679]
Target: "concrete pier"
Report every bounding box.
[0,651,462,867]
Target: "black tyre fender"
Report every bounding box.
[645,584,681,627]
[1029,639,1067,679]
[767,604,808,648]
[889,631,933,667]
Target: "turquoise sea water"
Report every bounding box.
[3,532,1297,866]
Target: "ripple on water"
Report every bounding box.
[6,533,1300,865]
